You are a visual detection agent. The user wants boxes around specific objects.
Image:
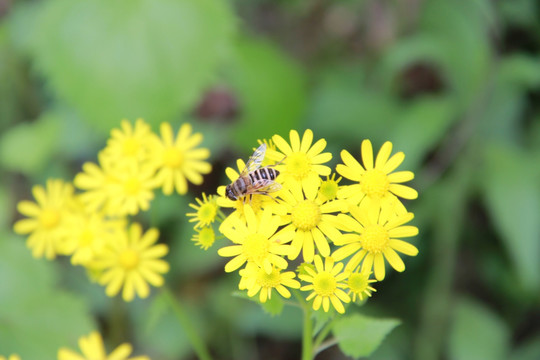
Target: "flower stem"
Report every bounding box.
[293,290,314,360]
[161,287,213,360]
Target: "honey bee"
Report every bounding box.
[225,143,282,201]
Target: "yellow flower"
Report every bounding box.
[266,129,332,199]
[101,118,154,166]
[186,193,219,229]
[347,268,377,302]
[13,179,75,260]
[317,173,342,203]
[332,204,419,280]
[0,355,21,360]
[92,223,169,302]
[299,255,350,313]
[216,158,284,223]
[192,226,216,250]
[273,185,345,263]
[74,153,119,213]
[239,263,300,303]
[60,211,125,266]
[148,122,212,195]
[107,163,157,216]
[337,140,417,214]
[57,331,149,360]
[218,206,290,274]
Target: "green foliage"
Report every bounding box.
[0,113,60,175]
[332,314,400,359]
[449,298,510,360]
[20,0,235,133]
[225,36,306,148]
[0,235,95,358]
[482,143,540,293]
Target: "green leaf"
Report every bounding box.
[0,113,60,175]
[332,313,400,358]
[482,143,540,293]
[449,298,510,360]
[0,234,95,358]
[225,37,306,148]
[510,333,540,360]
[389,97,456,170]
[30,0,235,133]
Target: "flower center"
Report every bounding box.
[291,200,321,231]
[198,227,215,248]
[198,203,217,224]
[313,272,337,297]
[79,229,94,247]
[163,148,183,168]
[361,225,389,253]
[257,268,281,288]
[348,272,369,293]
[286,152,311,180]
[119,249,140,270]
[122,138,140,156]
[39,208,61,229]
[360,169,390,198]
[319,179,339,201]
[243,234,270,262]
[124,177,141,195]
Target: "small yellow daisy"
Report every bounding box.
[57,331,149,360]
[317,173,342,203]
[347,268,377,302]
[273,184,346,263]
[239,263,300,303]
[60,211,125,266]
[74,152,122,214]
[101,118,154,166]
[13,179,75,259]
[217,206,290,274]
[299,255,350,313]
[186,193,219,229]
[148,122,212,195]
[107,163,157,216]
[337,139,417,214]
[192,226,216,250]
[92,223,169,302]
[332,204,419,280]
[266,129,332,199]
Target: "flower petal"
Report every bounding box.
[300,129,314,153]
[383,248,405,272]
[361,140,374,170]
[382,152,405,174]
[375,141,393,169]
[387,171,414,183]
[389,184,418,200]
[389,239,418,256]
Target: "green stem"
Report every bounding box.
[313,318,335,350]
[161,287,213,360]
[293,290,314,360]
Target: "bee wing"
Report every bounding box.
[241,143,266,176]
[252,179,282,193]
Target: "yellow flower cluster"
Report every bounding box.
[13,119,212,302]
[187,129,419,314]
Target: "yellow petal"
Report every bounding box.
[389,184,418,200]
[300,129,314,153]
[390,239,418,256]
[375,141,393,169]
[383,248,405,272]
[361,140,374,170]
[382,152,405,174]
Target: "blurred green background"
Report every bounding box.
[2,0,540,359]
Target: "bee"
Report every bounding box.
[225,143,282,201]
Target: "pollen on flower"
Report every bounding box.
[243,234,270,262]
[163,148,184,168]
[123,177,141,195]
[291,200,321,231]
[318,174,341,202]
[287,152,312,180]
[361,224,389,253]
[119,249,140,270]
[40,209,61,229]
[313,272,337,297]
[361,169,390,199]
[347,270,376,302]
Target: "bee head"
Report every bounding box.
[225,184,237,201]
